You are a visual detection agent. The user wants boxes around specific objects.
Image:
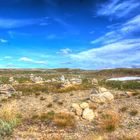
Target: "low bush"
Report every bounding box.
[99,111,121,132]
[0,102,22,138]
[0,119,14,138]
[99,80,140,90]
[32,111,55,124]
[129,109,138,116]
[53,112,76,128]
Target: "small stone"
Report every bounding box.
[82,108,95,121]
[126,91,135,97]
[72,103,82,116]
[80,102,89,109]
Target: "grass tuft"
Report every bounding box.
[53,112,76,128]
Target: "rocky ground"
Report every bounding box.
[0,87,140,140]
[0,69,140,140]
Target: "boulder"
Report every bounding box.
[0,84,16,95]
[72,103,82,116]
[30,74,44,83]
[90,91,114,104]
[80,102,89,109]
[82,108,95,121]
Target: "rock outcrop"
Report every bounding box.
[90,87,114,104]
[0,84,16,101]
[30,74,44,83]
[0,84,16,95]
[72,102,95,121]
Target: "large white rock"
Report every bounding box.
[90,91,114,103]
[80,102,89,109]
[72,103,82,116]
[82,108,95,121]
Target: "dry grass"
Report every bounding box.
[0,101,22,138]
[53,112,76,128]
[32,111,55,124]
[129,109,138,116]
[0,101,21,122]
[89,102,98,110]
[99,111,121,132]
[119,106,128,112]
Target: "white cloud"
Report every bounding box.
[97,0,140,18]
[4,56,12,59]
[121,14,140,33]
[58,48,72,55]
[19,57,47,65]
[20,57,33,62]
[91,14,140,45]
[0,17,48,29]
[0,38,8,43]
[71,39,140,69]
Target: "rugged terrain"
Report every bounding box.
[0,68,140,140]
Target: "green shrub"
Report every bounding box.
[99,80,140,90]
[0,119,14,138]
[0,77,10,84]
[15,77,31,83]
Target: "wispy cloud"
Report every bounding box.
[4,56,12,59]
[19,57,47,65]
[0,38,8,43]
[46,34,57,40]
[71,39,140,69]
[91,14,140,45]
[97,0,140,18]
[58,48,72,55]
[0,17,48,29]
[121,14,140,33]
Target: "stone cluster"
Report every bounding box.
[72,102,96,121]
[30,74,44,83]
[90,87,114,104]
[0,84,16,101]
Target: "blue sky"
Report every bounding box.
[0,0,140,69]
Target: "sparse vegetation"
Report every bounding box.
[0,101,22,138]
[129,109,138,116]
[0,68,139,139]
[53,112,76,128]
[0,77,10,84]
[0,119,14,138]
[120,106,128,112]
[99,111,121,132]
[32,111,55,123]
[99,80,140,90]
